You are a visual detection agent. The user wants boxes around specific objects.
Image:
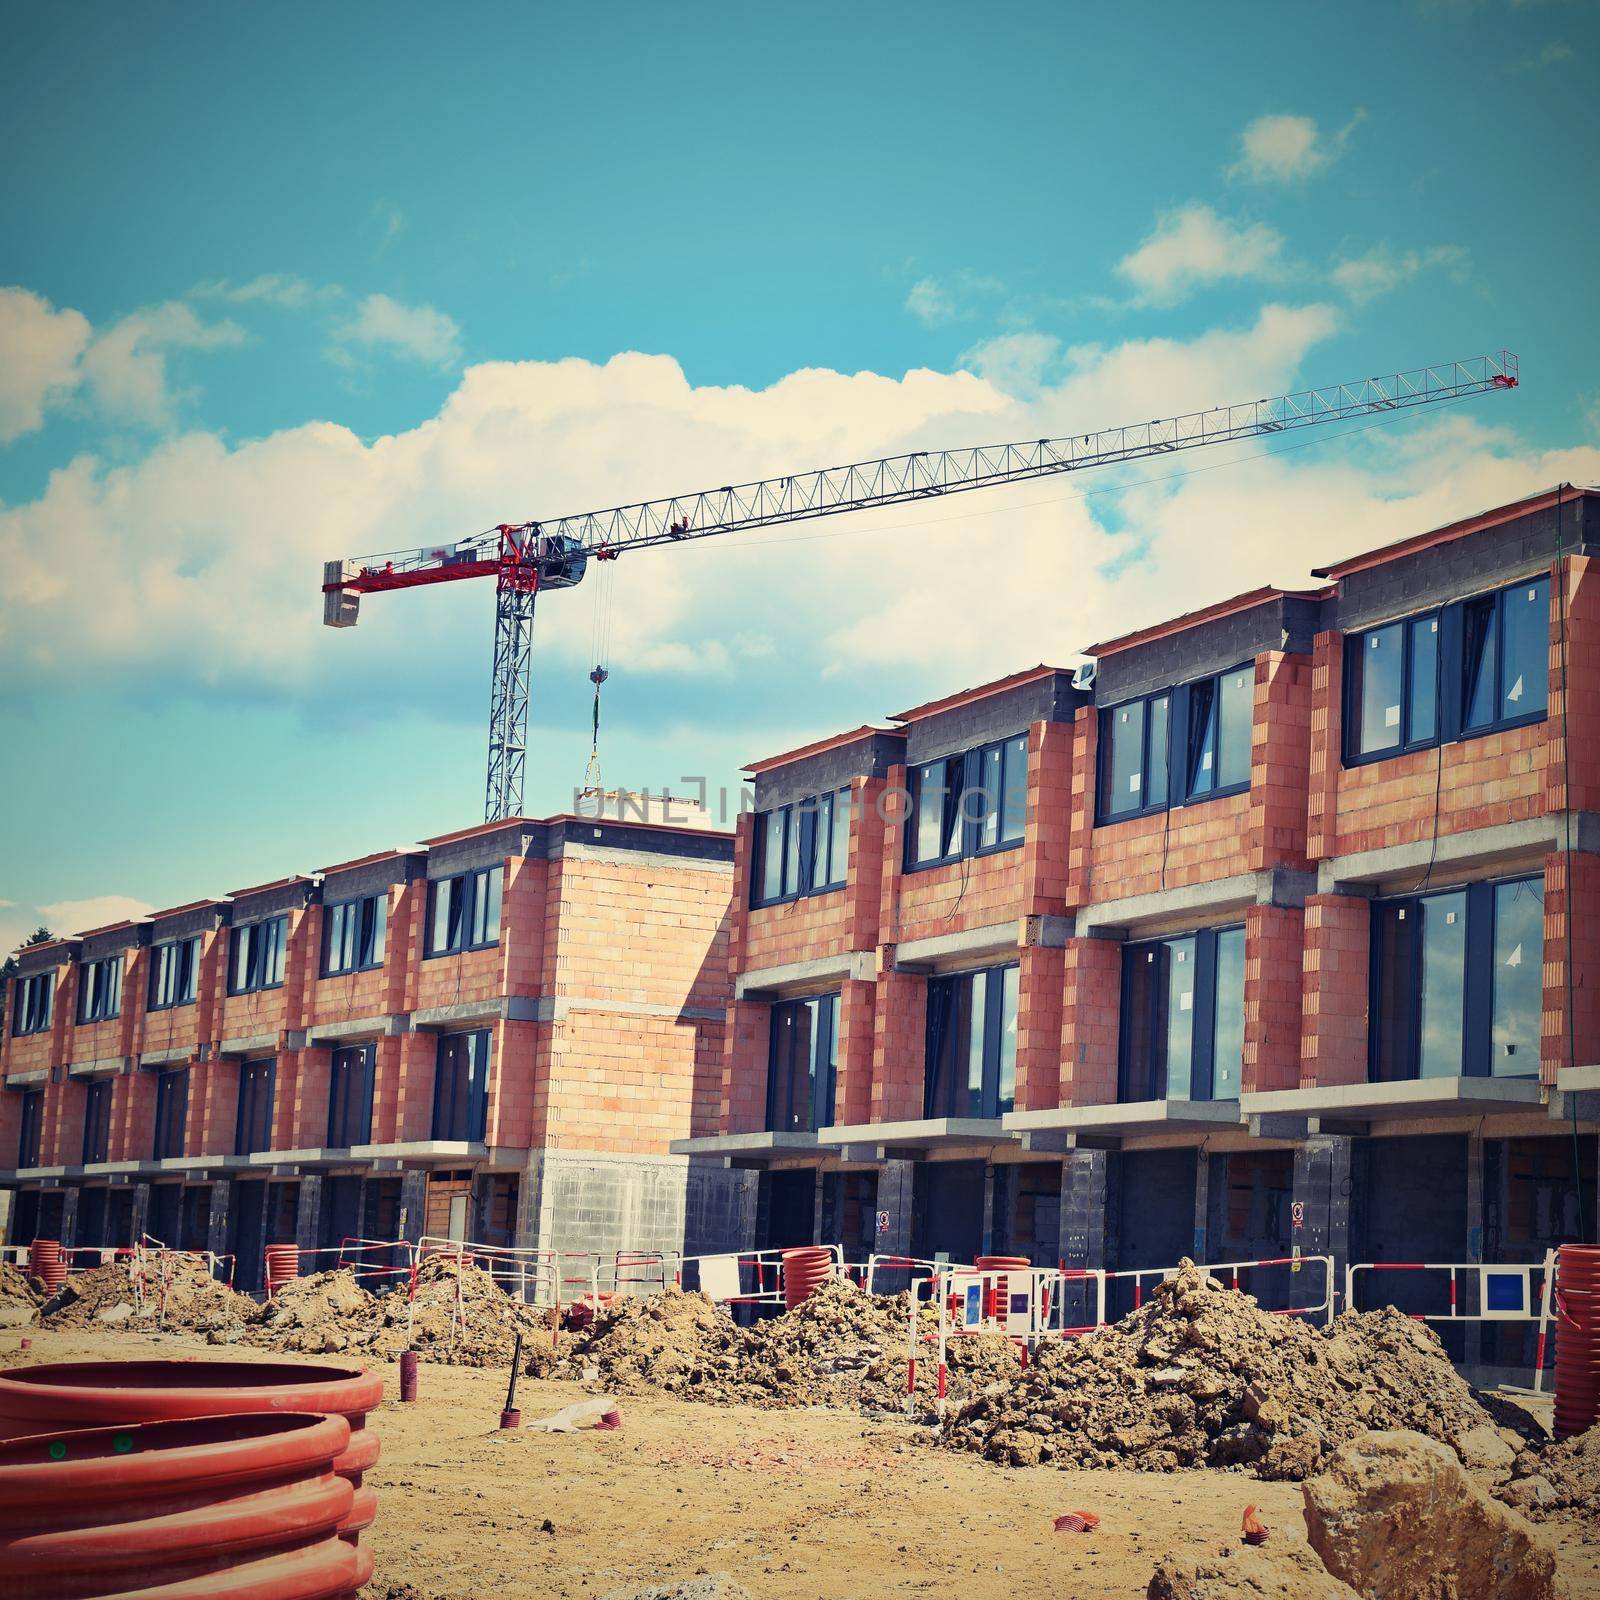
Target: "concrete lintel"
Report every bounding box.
[669,1131,820,1159]
[1075,869,1314,938]
[1024,914,1075,948]
[302,1013,411,1046]
[894,923,1023,972]
[1247,1112,1370,1141]
[1242,1076,1544,1124]
[735,950,876,999]
[345,1139,525,1169]
[216,1032,278,1059]
[1317,811,1600,895]
[80,1160,150,1178]
[1017,1129,1075,1154]
[816,1116,1015,1150]
[536,996,727,1024]
[67,1055,131,1080]
[3,1068,49,1089]
[410,997,541,1030]
[1005,1099,1244,1137]
[137,1046,192,1068]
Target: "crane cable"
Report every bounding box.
[583,554,617,797]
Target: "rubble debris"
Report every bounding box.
[942,1261,1506,1479]
[0,1263,43,1325]
[597,1579,751,1600]
[1499,1425,1600,1532]
[571,1277,1019,1411]
[1146,1541,1359,1600]
[1304,1430,1563,1600]
[38,1256,254,1340]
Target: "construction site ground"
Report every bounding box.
[4,1324,1597,1600]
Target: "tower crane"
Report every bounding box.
[322,351,1518,822]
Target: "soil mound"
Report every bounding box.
[0,1262,43,1310]
[942,1260,1503,1479]
[40,1256,255,1339]
[1500,1425,1600,1533]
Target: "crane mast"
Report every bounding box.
[322,351,1518,821]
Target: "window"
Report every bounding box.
[82,1080,113,1164]
[229,916,287,994]
[148,936,200,1010]
[327,1044,375,1147]
[1097,692,1171,822]
[751,787,853,906]
[924,963,1019,1119]
[235,1059,276,1154]
[1119,924,1245,1102]
[432,1030,490,1142]
[77,954,123,1024]
[766,993,839,1133]
[906,734,1028,869]
[323,893,387,976]
[152,1069,189,1160]
[17,1089,43,1168]
[1344,576,1549,762]
[426,866,503,956]
[12,971,53,1036]
[1183,665,1254,799]
[1370,875,1543,1082]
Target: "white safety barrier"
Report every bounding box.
[668,1244,845,1308]
[1105,1254,1335,1325]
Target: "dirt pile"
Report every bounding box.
[245,1257,561,1371]
[573,1277,1020,1411]
[942,1260,1507,1480]
[1500,1425,1600,1531]
[0,1263,43,1313]
[39,1256,255,1339]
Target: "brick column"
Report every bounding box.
[1542,849,1600,1087]
[395,1033,436,1142]
[294,1047,332,1148]
[1306,630,1344,862]
[835,978,876,1127]
[870,967,925,1122]
[1292,1135,1354,1313]
[1058,1148,1117,1326]
[722,1001,769,1134]
[1022,718,1074,911]
[847,776,890,950]
[1244,904,1305,1093]
[1247,652,1312,871]
[1065,707,1098,909]
[1015,943,1064,1111]
[1299,895,1370,1088]
[1060,937,1121,1105]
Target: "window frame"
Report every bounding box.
[76,953,123,1025]
[147,935,200,1011]
[228,915,288,996]
[424,866,504,958]
[1342,574,1550,767]
[322,892,388,977]
[1180,663,1256,803]
[1095,688,1174,824]
[234,1058,276,1155]
[327,1042,376,1147]
[1117,923,1247,1104]
[764,992,840,1133]
[431,1028,491,1142]
[923,961,1020,1120]
[750,786,854,908]
[904,733,1029,873]
[17,1088,44,1168]
[1367,872,1544,1083]
[81,1079,113,1165]
[152,1068,190,1161]
[11,971,53,1037]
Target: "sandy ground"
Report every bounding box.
[4,1325,1597,1600]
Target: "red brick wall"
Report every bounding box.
[1059,937,1120,1106]
[1299,895,1369,1088]
[1542,848,1600,1085]
[1243,904,1304,1093]
[721,999,768,1135]
[1549,555,1600,815]
[1015,943,1065,1111]
[1247,653,1312,871]
[836,976,877,1127]
[870,966,926,1123]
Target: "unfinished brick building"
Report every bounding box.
[0,812,741,1292]
[680,486,1600,1372]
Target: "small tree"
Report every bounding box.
[0,925,55,1006]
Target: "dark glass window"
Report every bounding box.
[229,916,287,994]
[235,1059,276,1154]
[1098,693,1170,821]
[153,1069,189,1160]
[752,787,852,906]
[1370,875,1543,1081]
[77,955,123,1024]
[432,1029,490,1142]
[17,1089,43,1168]
[12,971,53,1036]
[323,894,387,976]
[907,735,1028,868]
[766,993,840,1133]
[148,936,199,1010]
[426,867,503,956]
[924,963,1019,1119]
[1119,925,1245,1102]
[327,1044,375,1147]
[1465,577,1549,732]
[1185,665,1254,799]
[82,1080,113,1164]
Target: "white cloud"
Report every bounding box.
[333,292,460,368]
[905,277,956,326]
[1329,243,1471,303]
[959,331,1062,396]
[0,287,91,442]
[1115,205,1287,306]
[1227,111,1365,184]
[37,895,156,936]
[192,274,336,309]
[82,302,247,426]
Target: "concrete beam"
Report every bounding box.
[215,1032,278,1059]
[1243,1077,1544,1123]
[1318,811,1600,895]
[894,922,1024,971]
[66,1055,131,1080]
[669,1132,820,1160]
[409,997,542,1030]
[1075,868,1316,938]
[2,1069,49,1088]
[137,1047,191,1069]
[299,1013,411,1046]
[735,950,876,999]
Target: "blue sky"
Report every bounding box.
[2,0,1599,952]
